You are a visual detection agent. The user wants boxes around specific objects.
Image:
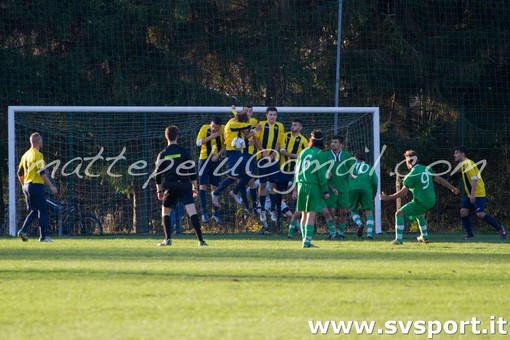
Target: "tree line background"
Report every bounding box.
[1,0,509,233]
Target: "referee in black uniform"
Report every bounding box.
[154,125,207,246]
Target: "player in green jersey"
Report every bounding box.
[294,129,330,248]
[349,153,378,239]
[380,150,459,245]
[324,135,355,240]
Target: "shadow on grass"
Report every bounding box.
[1,239,508,263]
[2,232,509,283]
[16,231,504,243]
[0,266,495,283]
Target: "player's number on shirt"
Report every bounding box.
[421,172,430,189]
[302,154,312,171]
[355,162,369,174]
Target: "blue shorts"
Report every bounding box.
[244,153,257,177]
[23,183,47,211]
[461,196,487,213]
[276,173,293,189]
[198,159,222,186]
[257,158,280,183]
[225,150,248,178]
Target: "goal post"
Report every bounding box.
[8,106,381,236]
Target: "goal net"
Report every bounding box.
[8,106,380,236]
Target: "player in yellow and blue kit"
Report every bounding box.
[254,107,285,221]
[196,117,225,223]
[231,105,261,213]
[211,110,260,221]
[280,119,308,237]
[454,146,506,240]
[17,132,58,242]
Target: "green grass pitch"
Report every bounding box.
[0,233,508,339]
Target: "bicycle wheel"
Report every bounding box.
[72,214,103,236]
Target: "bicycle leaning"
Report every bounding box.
[47,197,103,236]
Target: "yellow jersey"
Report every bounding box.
[243,117,259,155]
[280,132,308,172]
[230,109,258,155]
[460,158,486,197]
[18,147,45,184]
[254,121,285,157]
[224,118,252,151]
[196,124,225,160]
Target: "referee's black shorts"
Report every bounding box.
[162,180,194,208]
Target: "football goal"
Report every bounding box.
[7,106,380,236]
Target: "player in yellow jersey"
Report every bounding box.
[254,106,285,222]
[17,132,58,242]
[196,117,225,223]
[453,146,506,240]
[211,110,261,220]
[231,105,261,213]
[275,119,307,234]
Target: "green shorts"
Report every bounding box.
[400,201,434,220]
[296,183,327,213]
[349,189,374,211]
[326,190,349,209]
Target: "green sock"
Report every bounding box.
[417,216,428,239]
[288,220,298,237]
[327,220,336,236]
[303,225,314,246]
[300,224,305,239]
[352,212,363,227]
[395,215,405,242]
[338,223,346,236]
[366,215,374,237]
